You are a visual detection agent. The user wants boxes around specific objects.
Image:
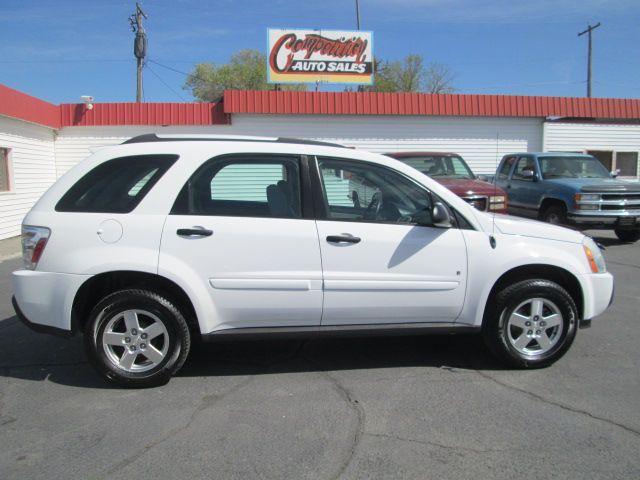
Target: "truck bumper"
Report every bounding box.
[568,214,640,229]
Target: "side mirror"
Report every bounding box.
[432,202,452,228]
[521,169,537,181]
[477,174,488,182]
[611,169,620,178]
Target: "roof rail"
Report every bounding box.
[121,133,346,148]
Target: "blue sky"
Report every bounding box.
[1,0,638,104]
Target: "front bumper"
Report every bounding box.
[12,270,92,335]
[580,271,615,321]
[568,213,640,229]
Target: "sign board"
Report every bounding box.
[267,29,374,85]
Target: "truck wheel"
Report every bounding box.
[614,229,640,243]
[85,289,191,388]
[482,279,578,368]
[542,205,567,225]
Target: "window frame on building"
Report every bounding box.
[586,150,639,179]
[0,147,13,193]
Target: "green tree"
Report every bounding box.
[184,49,306,102]
[365,54,456,94]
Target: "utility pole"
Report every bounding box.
[356,0,362,92]
[129,3,148,103]
[578,22,600,98]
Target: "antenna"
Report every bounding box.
[489,132,499,249]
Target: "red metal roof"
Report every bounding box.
[224,90,640,119]
[58,102,228,127]
[0,84,61,128]
[2,84,639,129]
[0,83,227,128]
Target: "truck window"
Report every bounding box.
[512,157,537,181]
[497,156,516,180]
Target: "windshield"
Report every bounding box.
[539,156,611,179]
[397,155,475,179]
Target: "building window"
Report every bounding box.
[616,152,638,177]
[587,150,613,171]
[587,150,639,178]
[0,148,11,192]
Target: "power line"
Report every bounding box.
[148,59,220,89]
[147,59,191,77]
[145,62,188,101]
[594,80,640,90]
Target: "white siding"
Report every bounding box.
[56,116,543,177]
[0,116,56,240]
[543,122,640,178]
[230,115,543,175]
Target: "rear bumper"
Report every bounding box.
[12,296,73,337]
[11,270,92,334]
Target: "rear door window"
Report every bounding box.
[171,155,302,218]
[56,155,178,213]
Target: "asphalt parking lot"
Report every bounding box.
[0,231,638,480]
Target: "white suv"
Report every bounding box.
[12,135,614,387]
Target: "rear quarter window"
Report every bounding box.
[55,155,178,213]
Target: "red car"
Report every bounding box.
[386,152,508,214]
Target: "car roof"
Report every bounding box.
[506,152,593,158]
[386,152,460,158]
[122,133,347,149]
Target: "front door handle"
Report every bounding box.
[177,227,213,237]
[327,235,361,244]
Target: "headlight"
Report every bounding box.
[489,195,506,211]
[575,193,601,210]
[575,193,600,202]
[582,236,606,273]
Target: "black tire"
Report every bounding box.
[482,279,578,369]
[614,228,640,243]
[85,289,191,388]
[542,204,567,226]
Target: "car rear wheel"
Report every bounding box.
[542,204,567,226]
[614,228,640,243]
[482,279,578,368]
[85,289,191,387]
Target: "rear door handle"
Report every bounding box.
[327,235,361,244]
[177,228,213,237]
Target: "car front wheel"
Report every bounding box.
[482,279,578,368]
[85,289,191,387]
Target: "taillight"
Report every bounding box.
[21,225,51,270]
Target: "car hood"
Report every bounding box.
[435,178,506,196]
[546,178,640,192]
[479,213,584,244]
